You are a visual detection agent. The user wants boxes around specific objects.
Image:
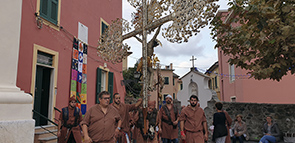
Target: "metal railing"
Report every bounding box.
[54,107,61,113]
[32,109,58,136]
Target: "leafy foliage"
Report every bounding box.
[211,0,295,81]
[123,63,142,98]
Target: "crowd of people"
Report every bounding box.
[211,102,281,143]
[57,91,281,143]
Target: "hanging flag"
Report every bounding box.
[70,38,87,115]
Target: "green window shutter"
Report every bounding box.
[108,72,114,103]
[180,83,183,90]
[50,0,58,22]
[164,77,169,85]
[173,78,175,85]
[39,0,58,25]
[40,0,49,19]
[215,76,218,88]
[96,68,102,104]
[208,79,212,89]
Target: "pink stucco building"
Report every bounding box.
[17,0,125,126]
[149,63,182,108]
[217,10,295,103]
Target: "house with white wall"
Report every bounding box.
[177,68,213,109]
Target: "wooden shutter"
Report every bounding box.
[40,0,49,19]
[96,68,102,103]
[50,0,58,22]
[39,0,58,25]
[215,76,218,89]
[164,77,169,84]
[108,72,114,103]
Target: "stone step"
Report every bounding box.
[34,125,58,143]
[39,136,57,143]
[35,129,57,138]
[35,125,57,132]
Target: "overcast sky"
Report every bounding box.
[123,0,229,77]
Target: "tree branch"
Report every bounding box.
[150,25,162,43]
[134,35,143,43]
[122,14,173,40]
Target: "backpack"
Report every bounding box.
[62,107,80,128]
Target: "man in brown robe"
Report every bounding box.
[112,93,142,142]
[57,96,83,143]
[133,101,159,143]
[180,95,208,143]
[158,94,179,143]
[81,91,122,143]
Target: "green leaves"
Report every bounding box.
[211,0,295,81]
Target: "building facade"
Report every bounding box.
[17,0,125,126]
[177,68,213,109]
[217,10,295,103]
[205,61,221,100]
[149,63,181,108]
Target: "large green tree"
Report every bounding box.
[211,0,295,81]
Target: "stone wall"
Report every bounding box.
[204,99,295,141]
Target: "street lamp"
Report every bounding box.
[134,71,141,79]
[121,71,142,86]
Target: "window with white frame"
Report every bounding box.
[230,96,236,102]
[229,64,235,82]
[101,70,107,91]
[96,68,114,104]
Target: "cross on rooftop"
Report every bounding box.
[190,56,197,68]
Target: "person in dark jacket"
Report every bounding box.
[212,102,228,143]
[259,116,281,143]
[57,97,82,143]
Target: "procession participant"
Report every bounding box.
[57,96,83,143]
[81,91,122,143]
[159,95,179,143]
[112,93,142,142]
[180,95,208,143]
[134,101,159,143]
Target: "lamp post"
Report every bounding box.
[121,71,141,86]
[134,71,141,79]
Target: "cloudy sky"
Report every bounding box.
[123,0,229,77]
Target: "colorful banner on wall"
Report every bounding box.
[71,38,87,115]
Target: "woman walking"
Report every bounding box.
[212,102,228,143]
